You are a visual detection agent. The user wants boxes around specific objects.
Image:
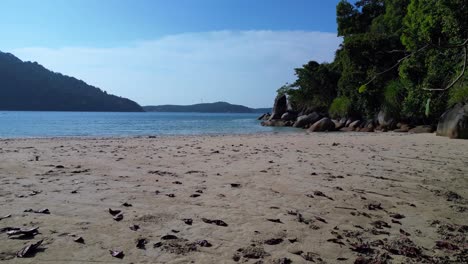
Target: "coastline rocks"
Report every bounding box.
[357,119,375,132]
[269,94,288,120]
[332,119,345,130]
[261,120,293,127]
[348,120,361,130]
[345,118,355,127]
[293,112,322,128]
[436,103,468,139]
[378,110,396,129]
[257,113,271,121]
[358,120,375,132]
[308,118,336,132]
[394,123,411,132]
[281,112,298,121]
[409,125,434,134]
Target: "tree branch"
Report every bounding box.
[361,38,468,90]
[428,38,468,49]
[362,44,429,87]
[423,45,467,91]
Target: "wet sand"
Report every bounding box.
[0,132,467,263]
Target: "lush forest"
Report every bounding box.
[279,0,467,124]
[144,102,271,113]
[0,51,143,112]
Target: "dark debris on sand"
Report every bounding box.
[16,240,43,258]
[202,218,228,227]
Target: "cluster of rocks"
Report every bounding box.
[259,95,468,139]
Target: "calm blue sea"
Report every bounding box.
[0,111,300,138]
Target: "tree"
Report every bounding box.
[281,61,339,113]
[277,0,466,124]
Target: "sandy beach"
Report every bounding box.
[0,132,467,263]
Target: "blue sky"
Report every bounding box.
[1,0,343,107]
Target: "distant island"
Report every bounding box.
[143,102,271,113]
[0,51,143,112]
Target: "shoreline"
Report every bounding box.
[0,129,445,141]
[0,129,307,141]
[1,133,466,263]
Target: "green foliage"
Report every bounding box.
[402,0,466,50]
[358,84,367,93]
[0,51,143,112]
[398,0,466,120]
[276,83,293,96]
[449,71,468,105]
[277,0,466,124]
[383,79,405,117]
[384,80,403,107]
[286,61,340,112]
[329,96,352,118]
[449,84,468,105]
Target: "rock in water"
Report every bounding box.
[269,94,288,120]
[436,103,468,139]
[257,113,271,120]
[308,118,336,132]
[293,112,322,128]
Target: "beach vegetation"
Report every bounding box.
[280,0,467,123]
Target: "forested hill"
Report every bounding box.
[144,102,271,113]
[0,51,143,112]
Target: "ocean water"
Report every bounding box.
[0,111,301,138]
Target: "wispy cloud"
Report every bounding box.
[11,30,341,107]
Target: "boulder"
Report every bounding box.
[400,123,411,130]
[348,120,361,130]
[378,110,396,129]
[393,123,411,132]
[293,112,322,128]
[339,117,347,125]
[332,119,345,130]
[436,103,468,139]
[257,113,271,121]
[308,118,336,132]
[362,119,376,129]
[345,118,355,127]
[409,125,434,134]
[281,112,298,121]
[261,120,289,127]
[269,94,288,120]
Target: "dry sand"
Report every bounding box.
[0,132,467,263]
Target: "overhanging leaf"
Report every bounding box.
[358,84,367,93]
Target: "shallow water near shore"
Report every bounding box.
[0,111,300,138]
